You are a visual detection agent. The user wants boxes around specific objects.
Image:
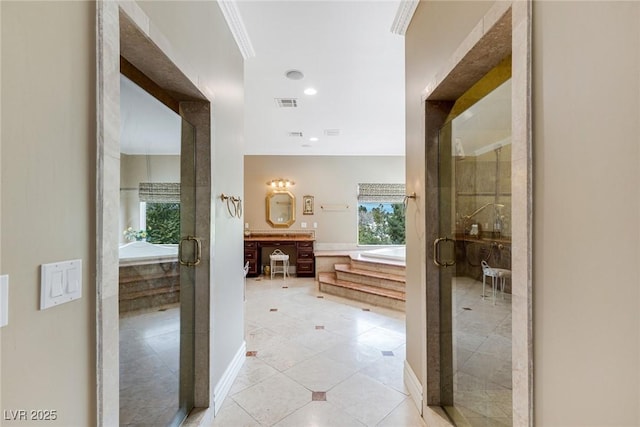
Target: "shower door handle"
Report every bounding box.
[179,236,202,267]
[433,237,456,268]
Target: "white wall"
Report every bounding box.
[1,2,95,425]
[134,0,246,402]
[532,2,640,424]
[244,155,405,249]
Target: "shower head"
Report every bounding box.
[463,203,505,221]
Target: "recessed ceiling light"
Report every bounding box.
[285,69,304,80]
[309,137,319,142]
[304,88,317,95]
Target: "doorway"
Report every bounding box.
[118,74,197,425]
[97,4,213,425]
[420,3,533,425]
[436,78,513,425]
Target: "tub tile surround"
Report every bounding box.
[318,255,407,311]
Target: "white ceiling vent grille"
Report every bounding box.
[324,129,341,137]
[275,98,298,108]
[288,131,303,138]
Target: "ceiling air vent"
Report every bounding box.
[324,129,341,137]
[275,98,298,108]
[288,131,303,138]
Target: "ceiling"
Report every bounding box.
[238,1,406,156]
[120,74,181,155]
[119,2,510,158]
[452,79,512,157]
[119,1,406,157]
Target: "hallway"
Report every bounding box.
[211,276,424,426]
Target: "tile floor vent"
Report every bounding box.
[324,129,341,137]
[288,131,304,138]
[275,98,298,108]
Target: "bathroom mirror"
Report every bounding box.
[266,191,295,228]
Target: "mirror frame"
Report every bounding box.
[266,190,296,228]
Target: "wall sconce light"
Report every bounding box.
[266,178,295,189]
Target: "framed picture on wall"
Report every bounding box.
[303,195,314,215]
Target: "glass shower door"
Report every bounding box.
[435,80,513,426]
[174,117,197,426]
[118,81,196,426]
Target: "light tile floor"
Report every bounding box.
[212,276,425,427]
[451,276,513,427]
[119,306,180,427]
[119,275,512,427]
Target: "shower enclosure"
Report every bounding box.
[118,75,197,427]
[434,78,513,426]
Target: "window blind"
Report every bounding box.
[357,183,406,203]
[138,182,181,203]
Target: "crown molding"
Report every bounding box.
[390,0,419,35]
[218,0,255,59]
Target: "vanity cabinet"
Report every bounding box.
[244,233,315,278]
[295,241,315,276]
[244,241,259,276]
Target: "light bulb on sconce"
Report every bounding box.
[267,178,295,189]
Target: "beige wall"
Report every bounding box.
[119,154,180,244]
[405,0,494,386]
[1,0,244,424]
[1,2,96,426]
[244,156,405,249]
[407,0,640,425]
[532,2,640,424]
[134,0,246,398]
[1,0,4,418]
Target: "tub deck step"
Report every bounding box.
[334,263,405,292]
[349,254,406,277]
[318,272,405,311]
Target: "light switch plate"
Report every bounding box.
[0,275,8,327]
[40,259,82,310]
[301,222,307,228]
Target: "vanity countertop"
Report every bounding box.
[245,235,315,242]
[244,231,315,242]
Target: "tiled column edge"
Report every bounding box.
[511,0,533,426]
[96,1,121,426]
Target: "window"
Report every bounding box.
[139,182,181,244]
[357,183,406,245]
[145,203,180,244]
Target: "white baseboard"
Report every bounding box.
[213,341,246,416]
[404,360,423,415]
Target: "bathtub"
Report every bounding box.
[360,246,406,263]
[119,241,180,313]
[119,241,178,266]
